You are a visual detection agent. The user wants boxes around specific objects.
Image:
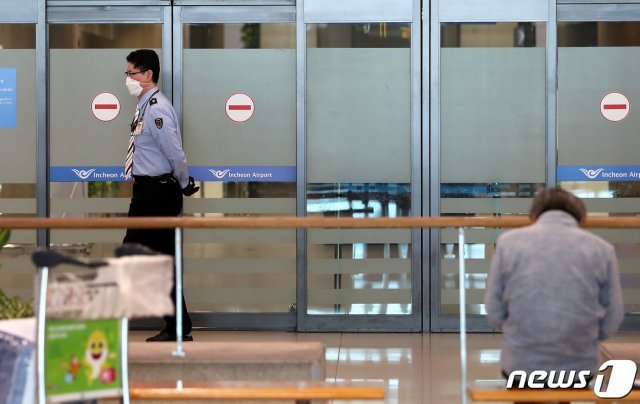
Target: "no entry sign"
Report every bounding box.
[600,92,630,122]
[92,92,120,122]
[225,93,254,122]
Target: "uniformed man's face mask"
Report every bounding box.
[125,76,144,97]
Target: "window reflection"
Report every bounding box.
[307,183,411,315]
[308,23,410,48]
[441,22,545,48]
[559,22,640,47]
[0,24,35,48]
[184,23,295,49]
[49,24,161,49]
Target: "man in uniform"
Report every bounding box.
[123,49,199,342]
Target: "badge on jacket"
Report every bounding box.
[155,118,163,129]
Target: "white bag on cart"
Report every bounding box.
[46,255,175,320]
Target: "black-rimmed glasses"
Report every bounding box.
[124,70,147,77]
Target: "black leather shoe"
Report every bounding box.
[145,331,193,342]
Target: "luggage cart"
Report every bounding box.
[31,245,174,404]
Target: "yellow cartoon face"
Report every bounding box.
[86,330,108,362]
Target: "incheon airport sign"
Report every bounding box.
[51,166,296,182]
[558,166,640,181]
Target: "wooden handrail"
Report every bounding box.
[128,380,385,401]
[0,215,640,229]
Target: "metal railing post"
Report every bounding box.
[36,267,48,404]
[121,317,130,404]
[459,227,467,404]
[173,227,185,357]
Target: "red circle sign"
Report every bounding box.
[600,92,630,122]
[225,93,254,122]
[91,92,121,122]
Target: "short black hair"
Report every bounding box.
[529,188,587,223]
[126,49,160,83]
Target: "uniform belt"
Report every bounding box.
[132,173,176,184]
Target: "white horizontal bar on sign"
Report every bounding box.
[583,198,640,213]
[51,229,124,244]
[51,198,130,214]
[308,289,411,305]
[185,258,295,274]
[441,289,486,305]
[304,0,412,23]
[441,228,504,244]
[5,230,36,245]
[187,288,295,305]
[441,259,490,275]
[308,259,411,275]
[590,229,640,244]
[183,229,295,243]
[0,199,36,214]
[183,198,295,215]
[440,198,532,215]
[439,0,547,22]
[308,229,411,244]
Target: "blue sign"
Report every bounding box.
[51,166,297,182]
[558,166,640,182]
[0,68,17,128]
[51,166,129,182]
[190,166,296,182]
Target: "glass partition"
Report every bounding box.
[0,24,37,304]
[306,23,412,315]
[558,22,640,318]
[439,22,546,318]
[182,23,296,313]
[49,24,161,258]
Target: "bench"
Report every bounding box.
[467,381,640,403]
[128,380,385,403]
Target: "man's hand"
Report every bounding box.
[182,176,200,196]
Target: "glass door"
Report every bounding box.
[177,4,298,330]
[300,0,422,332]
[430,0,550,331]
[557,2,640,330]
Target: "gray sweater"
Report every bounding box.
[485,210,624,374]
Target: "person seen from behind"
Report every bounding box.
[485,188,624,387]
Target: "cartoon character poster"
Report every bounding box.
[45,319,121,401]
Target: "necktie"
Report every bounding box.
[125,108,139,178]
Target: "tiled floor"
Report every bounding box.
[130,331,639,404]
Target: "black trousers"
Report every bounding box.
[123,176,192,335]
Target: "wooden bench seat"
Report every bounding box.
[128,380,385,402]
[468,381,640,403]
